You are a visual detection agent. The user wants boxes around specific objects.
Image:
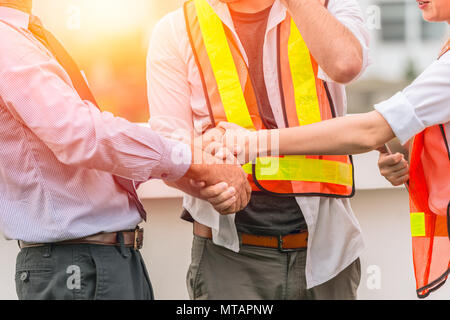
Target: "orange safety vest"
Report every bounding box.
[408,43,450,298]
[184,0,355,197]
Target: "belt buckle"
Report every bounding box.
[134,227,142,250]
[277,234,303,253]
[278,235,295,253]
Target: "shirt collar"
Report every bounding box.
[205,0,287,66]
[0,6,30,29]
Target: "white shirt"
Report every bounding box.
[375,50,450,147]
[147,0,370,288]
[0,7,192,243]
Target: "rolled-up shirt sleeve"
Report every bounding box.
[0,26,191,182]
[375,53,450,145]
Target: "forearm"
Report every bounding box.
[282,0,363,83]
[42,103,191,182]
[165,178,201,198]
[263,111,395,156]
[164,161,216,199]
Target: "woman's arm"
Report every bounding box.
[216,52,449,176]
[274,111,396,156]
[219,111,395,162]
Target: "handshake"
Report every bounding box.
[181,122,264,215]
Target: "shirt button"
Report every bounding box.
[20,272,29,282]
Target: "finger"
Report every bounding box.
[215,147,238,163]
[380,152,403,164]
[208,187,237,205]
[230,144,242,156]
[219,145,244,164]
[385,167,409,183]
[190,179,206,188]
[225,150,242,166]
[390,174,410,186]
[237,190,248,212]
[380,159,408,177]
[199,182,229,199]
[204,141,224,156]
[392,163,409,177]
[215,197,238,215]
[203,127,225,142]
[241,192,251,211]
[214,148,228,161]
[231,194,242,213]
[379,153,404,167]
[390,159,408,172]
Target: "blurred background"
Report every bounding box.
[33,0,449,122]
[350,0,449,114]
[33,0,186,122]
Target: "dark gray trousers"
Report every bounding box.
[15,243,154,300]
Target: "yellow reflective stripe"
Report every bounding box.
[194,0,254,129]
[243,156,353,186]
[410,212,426,237]
[288,20,322,126]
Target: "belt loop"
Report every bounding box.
[116,232,130,258]
[43,244,52,258]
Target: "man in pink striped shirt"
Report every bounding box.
[0,0,250,300]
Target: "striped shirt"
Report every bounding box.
[0,6,191,243]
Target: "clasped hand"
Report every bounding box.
[188,123,255,215]
[189,121,409,215]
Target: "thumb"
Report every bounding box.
[376,145,389,154]
[190,179,206,188]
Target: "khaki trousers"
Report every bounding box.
[187,235,361,300]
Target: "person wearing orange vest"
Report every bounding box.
[217,0,450,299]
[148,0,370,299]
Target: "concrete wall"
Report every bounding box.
[1,152,449,300]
